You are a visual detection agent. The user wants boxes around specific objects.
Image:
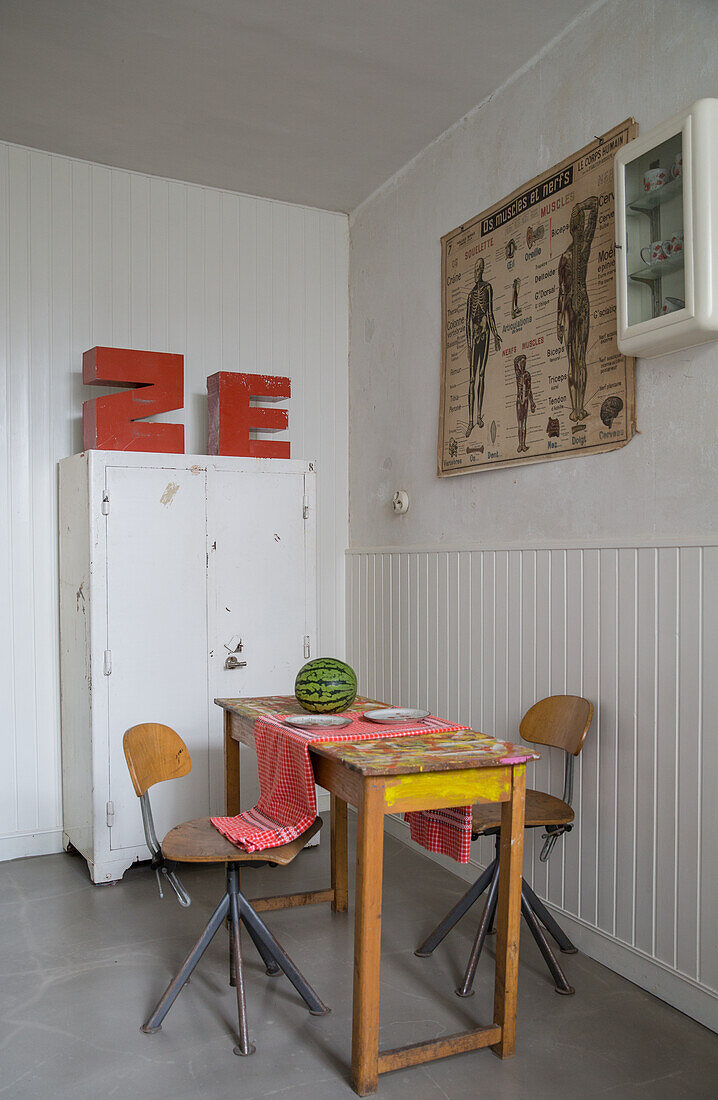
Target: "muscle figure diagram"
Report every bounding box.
[514,354,536,452]
[465,258,501,435]
[512,277,521,318]
[557,196,598,422]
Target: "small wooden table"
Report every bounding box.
[217,696,536,1096]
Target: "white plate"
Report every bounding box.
[362,708,430,724]
[284,714,353,730]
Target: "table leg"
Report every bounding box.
[351,781,385,1096]
[224,712,241,817]
[331,794,348,913]
[492,764,526,1058]
[224,713,242,982]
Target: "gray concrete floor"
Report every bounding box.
[1,826,716,1100]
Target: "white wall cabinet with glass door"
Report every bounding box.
[59,451,317,884]
[614,98,718,358]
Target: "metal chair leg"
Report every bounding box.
[228,869,256,1056]
[242,915,282,976]
[162,866,191,908]
[522,880,577,953]
[239,895,329,1016]
[415,858,497,957]
[141,892,230,1033]
[142,866,327,1054]
[229,925,237,988]
[520,885,574,994]
[455,860,501,998]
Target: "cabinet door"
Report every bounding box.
[208,467,315,809]
[105,465,210,851]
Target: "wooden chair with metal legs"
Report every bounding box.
[124,722,193,907]
[123,723,329,1057]
[415,696,593,997]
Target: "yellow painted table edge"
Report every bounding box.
[381,763,518,813]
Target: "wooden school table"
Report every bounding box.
[217,696,534,1096]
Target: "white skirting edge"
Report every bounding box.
[383,814,718,1034]
[346,537,718,554]
[0,827,64,862]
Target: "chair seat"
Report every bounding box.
[472,790,573,834]
[162,816,322,864]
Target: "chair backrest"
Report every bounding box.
[520,695,593,757]
[123,723,192,797]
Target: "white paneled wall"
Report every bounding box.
[347,544,718,1029]
[0,141,348,860]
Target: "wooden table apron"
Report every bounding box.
[218,698,528,1096]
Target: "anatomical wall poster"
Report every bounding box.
[438,120,637,476]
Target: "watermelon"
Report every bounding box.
[295,658,358,713]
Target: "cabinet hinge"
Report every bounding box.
[101,492,110,515]
[303,635,311,659]
[103,650,112,676]
[106,801,115,828]
[302,494,309,520]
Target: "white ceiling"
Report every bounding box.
[0,0,595,213]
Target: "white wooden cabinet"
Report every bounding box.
[59,451,316,883]
[615,98,718,357]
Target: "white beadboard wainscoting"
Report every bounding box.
[0,141,348,862]
[346,543,718,1030]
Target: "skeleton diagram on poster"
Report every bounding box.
[438,120,637,476]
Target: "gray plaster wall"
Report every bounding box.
[348,0,718,549]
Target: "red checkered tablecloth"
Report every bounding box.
[211,712,474,860]
[405,806,473,863]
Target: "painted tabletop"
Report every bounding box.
[309,730,539,775]
[216,696,539,776]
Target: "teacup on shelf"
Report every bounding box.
[643,166,669,192]
[641,239,673,265]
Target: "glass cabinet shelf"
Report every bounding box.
[629,255,684,282]
[627,176,683,215]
